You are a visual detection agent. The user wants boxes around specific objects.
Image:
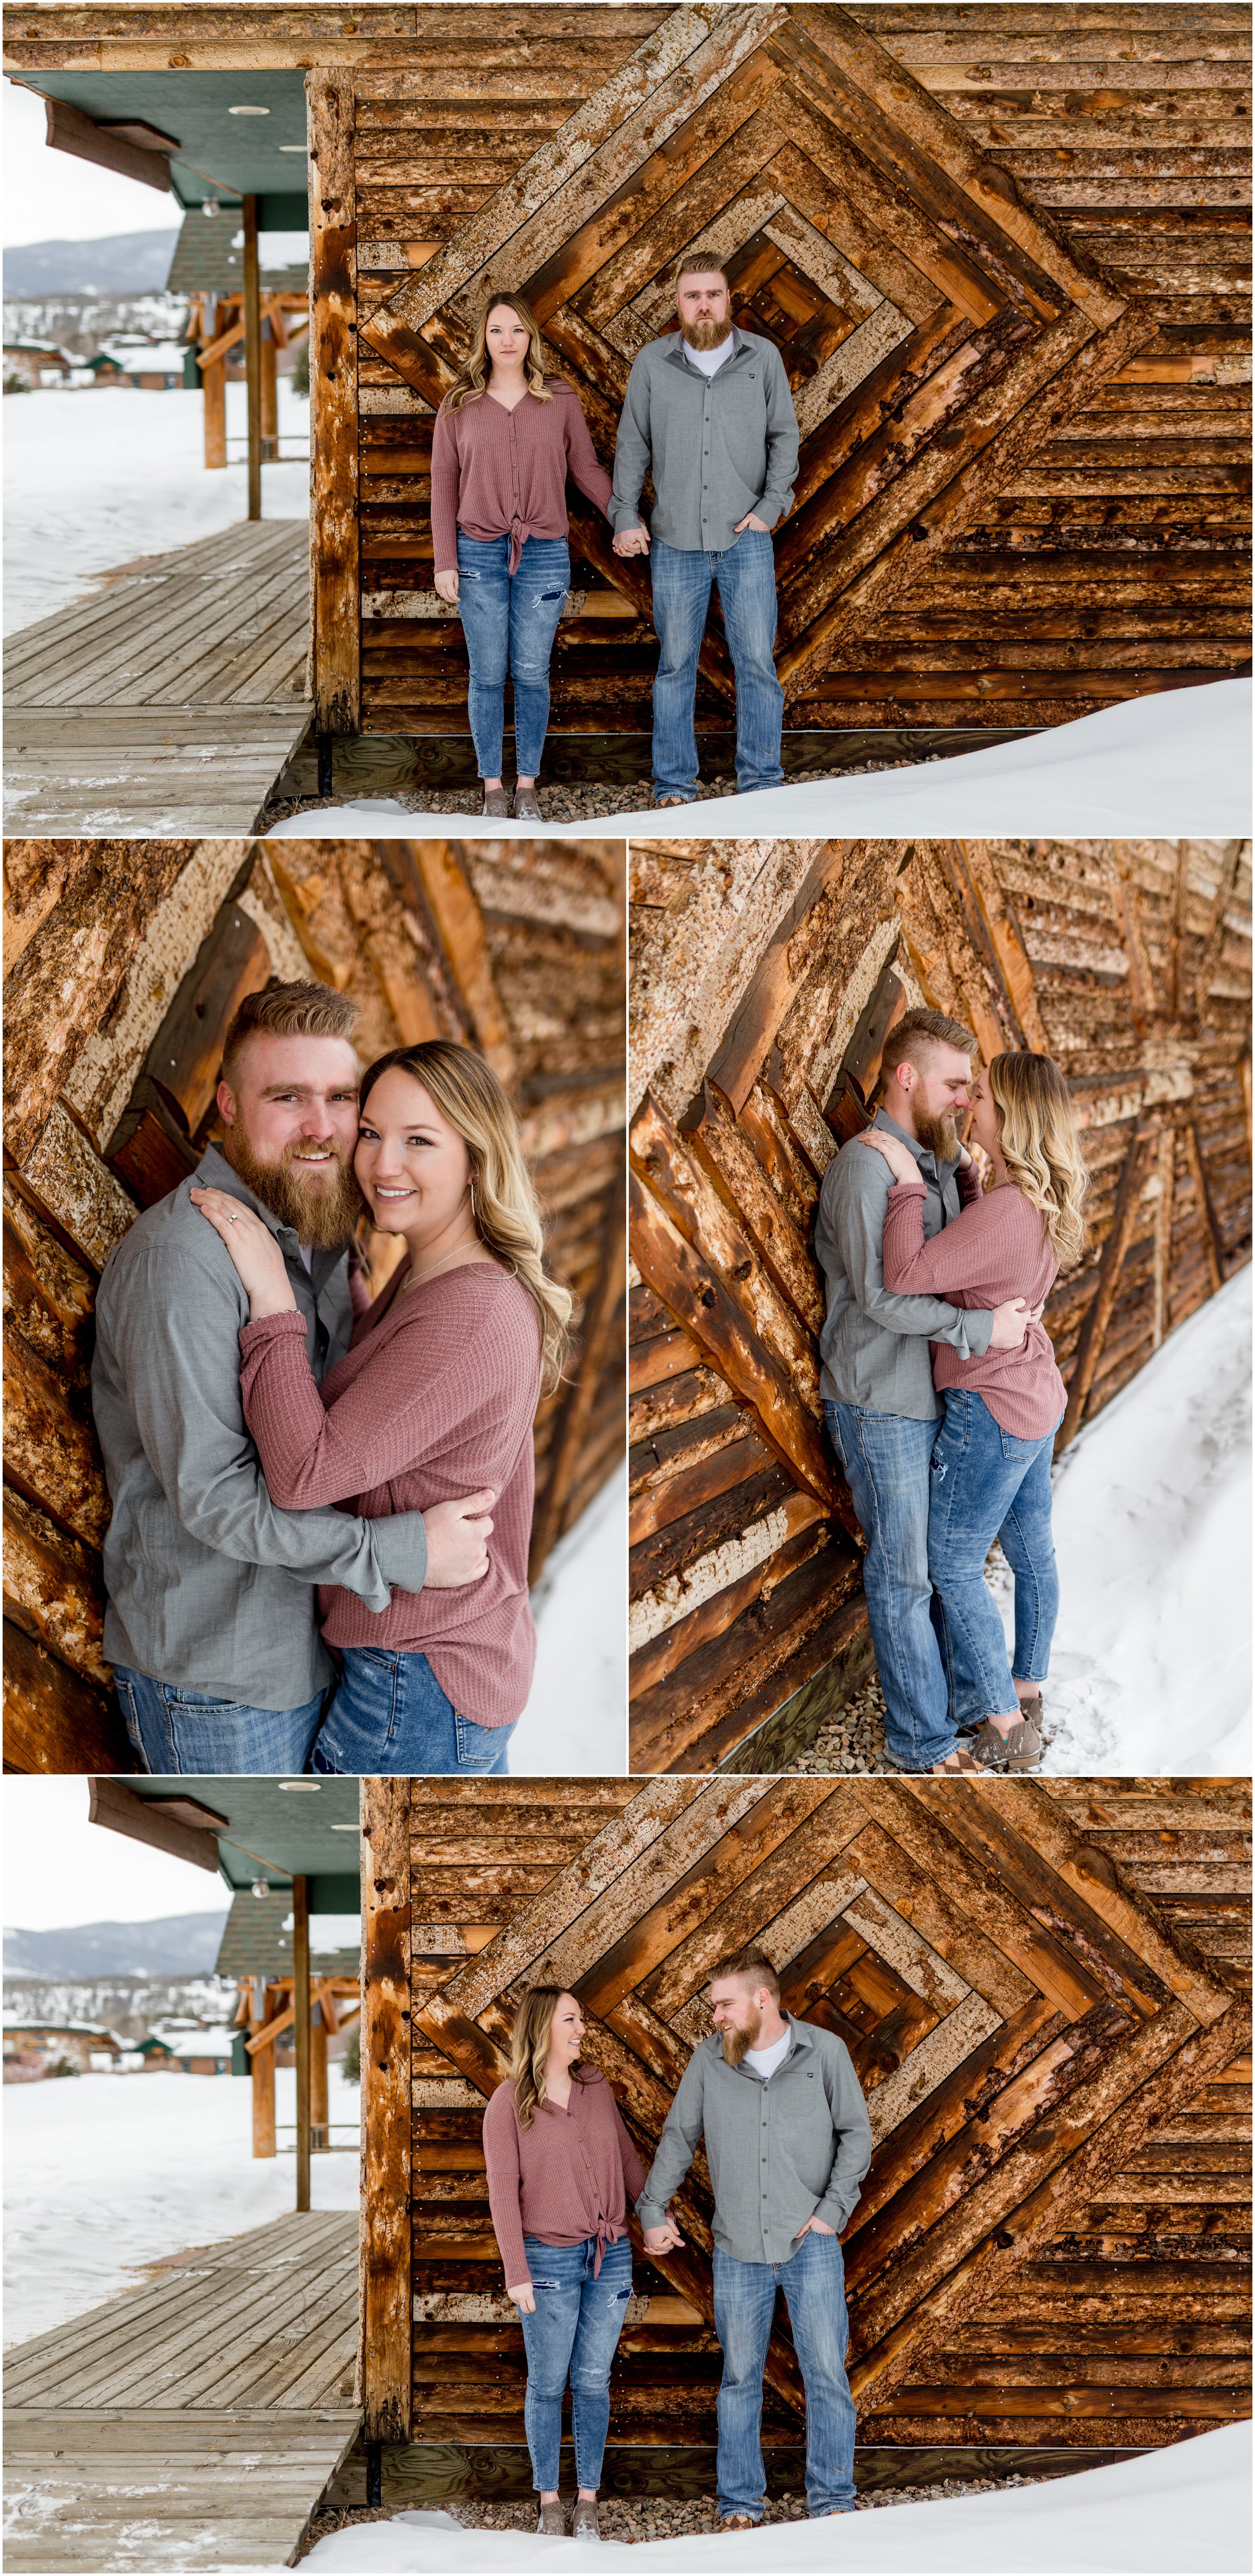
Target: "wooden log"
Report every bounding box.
[2,1615,128,1775]
[2,1487,109,1687]
[529,1162,625,1581]
[1183,1121,1225,1292]
[17,1104,139,1273]
[252,1987,277,2159]
[2,1331,109,1550]
[3,1178,95,1386]
[1056,1119,1149,1451]
[361,1776,413,2444]
[403,843,516,1086]
[629,1533,864,1773]
[309,71,360,732]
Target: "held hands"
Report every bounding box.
[642,2218,685,2255]
[613,524,650,557]
[433,568,459,605]
[854,1130,920,1188]
[189,1189,297,1319]
[423,1491,496,1587]
[510,2281,537,2314]
[734,511,771,534]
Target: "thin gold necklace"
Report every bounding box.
[397,1241,483,1296]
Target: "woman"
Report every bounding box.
[190,1041,570,1774]
[483,1988,669,2539]
[857,1052,1088,1776]
[431,291,616,820]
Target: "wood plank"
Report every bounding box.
[361,1779,412,2443]
[309,71,360,733]
[1056,1119,1148,1449]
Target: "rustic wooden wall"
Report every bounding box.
[322,1,1249,744]
[628,834,1252,1773]
[2,834,625,1774]
[360,1774,1250,2455]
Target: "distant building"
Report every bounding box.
[93,340,188,390]
[147,2022,235,2075]
[2,2015,122,2073]
[3,337,72,387]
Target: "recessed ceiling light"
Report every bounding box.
[278,143,307,153]
[277,1780,321,1791]
[229,104,270,115]
[330,1822,359,1831]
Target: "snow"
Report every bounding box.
[3,2065,359,2344]
[997,1265,1251,1776]
[265,677,1252,842]
[299,2426,1250,2575]
[512,1470,627,1773]
[2,380,309,634]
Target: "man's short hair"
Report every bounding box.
[709,1947,780,2000]
[674,252,731,293]
[887,1005,977,1079]
[220,980,361,1092]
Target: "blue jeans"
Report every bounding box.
[516,2233,633,2493]
[928,1388,1062,1722]
[824,1402,954,1771]
[650,529,784,799]
[456,531,570,777]
[112,1663,325,1773]
[310,1646,516,1775]
[713,2230,856,2522]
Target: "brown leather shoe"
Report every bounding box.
[932,1746,982,1773]
[571,2500,601,2538]
[536,2500,566,2535]
[481,784,509,818]
[656,795,688,807]
[513,782,542,820]
[720,2515,759,2530]
[973,1716,1042,1773]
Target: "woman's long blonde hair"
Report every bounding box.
[358,1040,572,1393]
[510,1987,592,2128]
[442,290,552,415]
[987,1052,1089,1268]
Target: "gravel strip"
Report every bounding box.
[787,1672,908,1775]
[261,754,952,833]
[297,2471,1058,2555]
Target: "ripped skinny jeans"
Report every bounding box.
[456,531,570,777]
[515,2231,632,2491]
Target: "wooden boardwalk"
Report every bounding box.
[4,2211,359,2572]
[3,521,312,837]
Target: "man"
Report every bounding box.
[92,981,493,1773]
[637,1947,871,2529]
[610,257,799,808]
[814,1007,1033,1773]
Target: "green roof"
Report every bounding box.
[9,67,309,219]
[215,1887,361,1983]
[166,208,307,297]
[119,1774,360,1909]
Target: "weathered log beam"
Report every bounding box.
[361,1776,413,2445]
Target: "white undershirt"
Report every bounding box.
[683,334,734,377]
[742,2026,791,2083]
[298,1242,313,1273]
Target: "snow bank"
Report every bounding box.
[264,678,1252,842]
[3,380,309,634]
[3,2065,358,2344]
[1008,1266,1251,1775]
[300,2425,1250,2575]
[512,1470,627,1773]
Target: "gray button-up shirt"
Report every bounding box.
[610,326,799,553]
[813,1110,994,1420]
[92,1143,427,1711]
[637,2017,872,2266]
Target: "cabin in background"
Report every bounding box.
[354,1774,1250,2504]
[3,836,624,1774]
[629,834,1252,1774]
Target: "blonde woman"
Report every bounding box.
[431,291,616,820]
[190,1040,571,1774]
[858,1052,1089,1775]
[483,1989,664,2539]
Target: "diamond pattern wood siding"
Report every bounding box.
[2,836,624,1773]
[628,834,1252,1774]
[364,1776,1250,2451]
[327,3,1249,739]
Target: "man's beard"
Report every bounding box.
[913,1110,960,1164]
[222,1129,365,1251]
[720,2006,762,2067]
[682,318,732,352]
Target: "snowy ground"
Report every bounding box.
[2,380,309,633]
[513,1470,627,1773]
[299,2427,1250,2575]
[266,678,1252,842]
[3,2065,359,2345]
[992,1266,1251,1776]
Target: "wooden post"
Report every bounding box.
[311,2001,329,2151]
[243,195,263,522]
[203,299,227,468]
[1056,1120,1147,1453]
[308,70,360,734]
[529,1164,625,1581]
[1183,1121,1224,1293]
[261,320,279,458]
[292,1874,311,2212]
[360,1776,413,2444]
[252,1979,276,2159]
[1150,1126,1175,1354]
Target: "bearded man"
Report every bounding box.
[814,1007,1036,1773]
[92,981,493,1772]
[609,258,799,807]
[636,1948,872,2532]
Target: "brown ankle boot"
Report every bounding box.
[536,2500,566,2536]
[973,1716,1042,1773]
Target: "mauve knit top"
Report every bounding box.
[483,2068,650,2293]
[880,1168,1067,1439]
[431,380,615,575]
[238,1259,541,1727]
